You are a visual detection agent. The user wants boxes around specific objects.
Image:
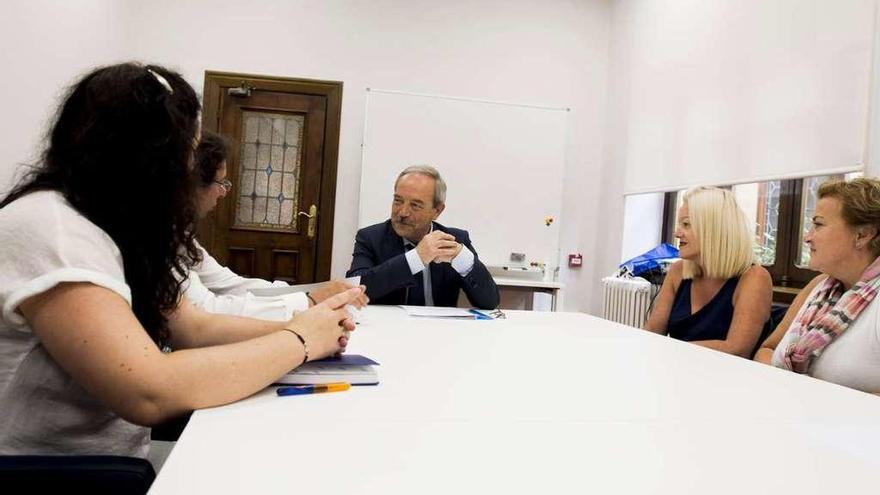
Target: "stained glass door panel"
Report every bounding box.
[235,111,304,231]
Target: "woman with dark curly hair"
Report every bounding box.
[0,63,362,458]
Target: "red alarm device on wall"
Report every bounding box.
[568,254,583,268]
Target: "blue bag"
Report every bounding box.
[619,243,679,277]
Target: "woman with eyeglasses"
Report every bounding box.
[185,130,367,320]
[0,63,362,458]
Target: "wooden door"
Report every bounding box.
[201,72,342,283]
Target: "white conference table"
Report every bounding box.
[149,306,880,494]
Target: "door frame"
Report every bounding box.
[201,71,343,280]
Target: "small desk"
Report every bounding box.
[149,307,880,495]
[493,276,564,311]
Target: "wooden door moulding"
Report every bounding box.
[201,71,343,282]
[202,72,344,132]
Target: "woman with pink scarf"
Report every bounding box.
[755,178,880,394]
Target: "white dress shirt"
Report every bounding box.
[402,224,475,306]
[183,242,309,321]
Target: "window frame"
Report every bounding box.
[661,179,820,298]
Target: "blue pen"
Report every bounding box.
[276,382,351,396]
[468,309,492,320]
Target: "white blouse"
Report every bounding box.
[183,242,308,321]
[772,282,880,393]
[0,191,149,457]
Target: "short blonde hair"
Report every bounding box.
[817,177,880,256]
[680,186,756,279]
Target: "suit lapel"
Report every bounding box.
[382,220,406,258]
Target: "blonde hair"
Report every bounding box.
[680,186,757,279]
[817,177,880,256]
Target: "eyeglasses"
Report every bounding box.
[213,178,233,193]
[488,309,506,319]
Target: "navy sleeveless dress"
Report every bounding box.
[667,277,739,342]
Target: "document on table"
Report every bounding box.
[248,276,361,297]
[399,305,477,318]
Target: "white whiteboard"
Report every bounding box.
[359,89,568,267]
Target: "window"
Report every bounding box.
[662,173,862,294]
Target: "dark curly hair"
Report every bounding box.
[194,130,230,186]
[0,63,202,346]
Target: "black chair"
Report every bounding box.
[0,455,155,494]
[150,411,193,442]
[768,303,790,334]
[750,303,789,358]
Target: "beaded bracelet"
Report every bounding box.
[306,292,317,306]
[283,328,309,365]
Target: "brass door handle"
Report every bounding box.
[297,204,317,239]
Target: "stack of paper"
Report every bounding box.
[249,276,361,297]
[399,306,477,318]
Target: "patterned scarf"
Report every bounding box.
[780,256,880,373]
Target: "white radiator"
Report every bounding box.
[601,276,657,328]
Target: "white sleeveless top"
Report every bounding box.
[772,282,880,393]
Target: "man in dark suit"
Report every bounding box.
[346,165,499,309]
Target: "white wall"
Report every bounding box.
[0,0,131,189]
[0,0,614,314]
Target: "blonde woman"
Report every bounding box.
[755,178,880,394]
[644,187,772,357]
